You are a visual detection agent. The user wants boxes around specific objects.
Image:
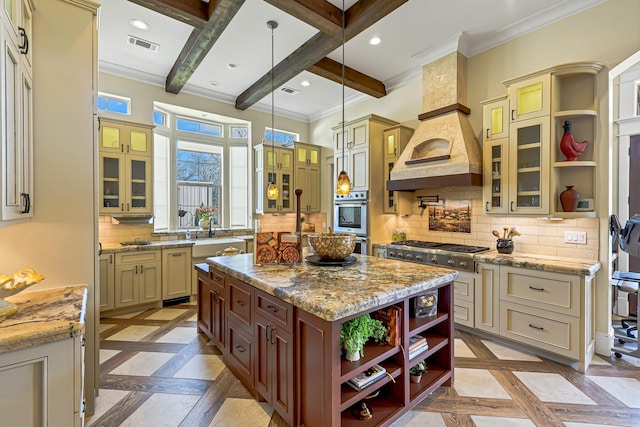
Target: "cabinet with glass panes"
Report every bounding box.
[254,143,294,214]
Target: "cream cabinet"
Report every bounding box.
[0,334,85,427]
[99,253,115,312]
[507,74,551,122]
[383,125,414,214]
[294,142,320,213]
[0,2,33,222]
[254,143,294,213]
[453,271,475,328]
[114,250,162,308]
[482,96,509,141]
[162,247,192,301]
[99,118,153,215]
[474,262,595,372]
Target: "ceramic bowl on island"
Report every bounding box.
[307,232,356,260]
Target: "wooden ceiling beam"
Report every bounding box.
[127,0,209,29]
[235,0,407,110]
[262,0,343,36]
[165,0,245,94]
[307,57,386,98]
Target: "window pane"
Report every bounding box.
[231,126,248,138]
[199,122,222,137]
[153,111,166,126]
[153,133,170,231]
[177,118,199,133]
[229,146,248,228]
[107,99,129,114]
[97,96,106,111]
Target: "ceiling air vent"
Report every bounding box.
[126,35,160,52]
[280,86,299,95]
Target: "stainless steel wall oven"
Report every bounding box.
[333,191,368,236]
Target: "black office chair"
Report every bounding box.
[614,271,639,338]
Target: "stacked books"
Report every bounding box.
[408,335,428,359]
[347,364,387,391]
[373,305,402,346]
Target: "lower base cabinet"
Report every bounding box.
[197,263,453,426]
[0,335,85,427]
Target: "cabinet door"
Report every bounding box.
[482,97,509,140]
[383,156,396,213]
[483,138,509,214]
[508,116,550,214]
[306,165,320,212]
[18,0,31,70]
[212,281,226,349]
[349,146,369,191]
[280,170,293,212]
[19,66,32,217]
[99,153,125,214]
[508,74,551,122]
[128,126,151,156]
[99,253,115,311]
[139,261,161,303]
[270,326,294,426]
[197,276,213,338]
[278,148,292,172]
[475,263,500,334]
[125,154,152,215]
[99,120,124,154]
[114,263,138,308]
[162,248,191,300]
[349,119,368,148]
[254,315,271,401]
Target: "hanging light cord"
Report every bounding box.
[341,0,345,168]
[271,21,276,182]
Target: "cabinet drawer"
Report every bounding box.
[226,318,253,380]
[454,272,474,303]
[209,269,225,287]
[255,289,293,333]
[227,277,253,328]
[500,267,580,316]
[116,250,161,265]
[500,301,579,359]
[454,300,474,328]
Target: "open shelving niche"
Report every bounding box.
[338,283,453,427]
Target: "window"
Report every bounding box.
[153,111,167,126]
[265,128,298,144]
[97,92,130,115]
[153,107,251,232]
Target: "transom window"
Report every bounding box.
[97,92,130,115]
[265,128,298,144]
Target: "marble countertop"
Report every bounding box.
[207,253,458,321]
[0,285,88,354]
[101,240,195,253]
[474,251,601,276]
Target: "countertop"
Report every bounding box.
[0,284,88,354]
[206,253,458,322]
[101,239,195,253]
[473,251,601,276]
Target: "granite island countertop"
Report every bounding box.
[473,250,601,276]
[0,284,88,354]
[207,253,458,321]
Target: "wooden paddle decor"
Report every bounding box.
[254,188,303,265]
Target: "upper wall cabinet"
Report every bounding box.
[484,62,604,217]
[383,125,414,215]
[254,143,294,214]
[98,118,154,216]
[294,142,320,213]
[0,0,33,222]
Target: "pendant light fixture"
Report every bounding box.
[335,0,351,195]
[266,20,279,200]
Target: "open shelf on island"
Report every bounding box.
[339,342,399,380]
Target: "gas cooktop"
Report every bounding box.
[389,240,490,254]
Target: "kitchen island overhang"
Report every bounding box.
[199,253,457,426]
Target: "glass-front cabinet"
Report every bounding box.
[98,118,153,215]
[483,138,508,213]
[254,143,294,214]
[482,96,509,141]
[383,125,414,214]
[507,74,551,122]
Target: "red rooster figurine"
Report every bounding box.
[560,120,588,161]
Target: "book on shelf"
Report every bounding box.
[408,343,428,359]
[408,335,427,351]
[347,364,387,391]
[372,305,401,346]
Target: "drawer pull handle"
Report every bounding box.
[236,300,246,307]
[235,345,246,353]
[528,324,544,330]
[266,305,279,313]
[270,325,276,345]
[529,286,545,291]
[266,324,270,342]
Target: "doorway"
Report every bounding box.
[630,135,640,272]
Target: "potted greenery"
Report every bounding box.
[339,314,388,361]
[409,360,427,383]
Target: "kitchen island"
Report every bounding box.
[198,253,458,426]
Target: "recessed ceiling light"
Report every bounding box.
[300,80,310,87]
[227,63,237,70]
[369,36,381,46]
[130,19,149,30]
[210,81,220,87]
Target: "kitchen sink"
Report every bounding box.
[192,237,246,258]
[120,240,153,246]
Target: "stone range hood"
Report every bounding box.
[387,51,482,191]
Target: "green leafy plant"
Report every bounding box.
[339,314,388,359]
[409,360,427,376]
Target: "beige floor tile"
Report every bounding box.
[453,368,511,399]
[119,393,200,427]
[586,375,640,408]
[390,410,446,426]
[99,324,116,333]
[588,355,611,366]
[86,389,129,426]
[188,313,198,322]
[564,423,621,427]
[173,354,226,380]
[110,310,145,319]
[514,372,596,405]
[99,349,121,364]
[471,415,536,426]
[208,397,273,427]
[155,326,197,344]
[482,340,541,362]
[111,351,176,376]
[105,325,160,342]
[454,338,476,358]
[145,309,185,320]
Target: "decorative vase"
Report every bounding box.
[560,120,588,161]
[345,348,360,362]
[496,238,514,254]
[560,185,580,212]
[199,216,211,230]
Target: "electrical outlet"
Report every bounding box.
[564,231,587,244]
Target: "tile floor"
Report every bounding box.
[88,303,640,427]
